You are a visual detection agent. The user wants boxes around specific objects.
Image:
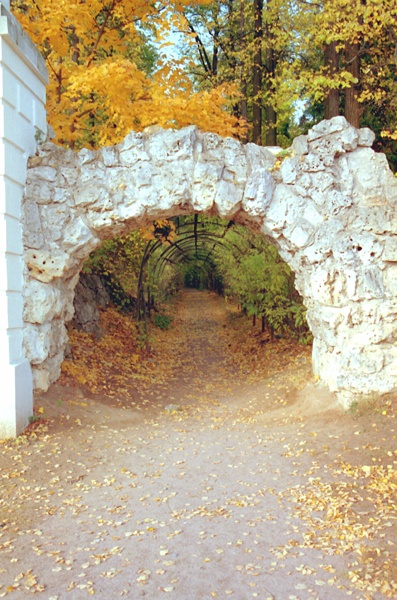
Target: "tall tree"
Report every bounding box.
[324,42,339,119]
[252,0,263,144]
[344,40,361,127]
[294,0,397,136]
[263,0,277,145]
[172,0,293,145]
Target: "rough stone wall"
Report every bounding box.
[21,117,397,407]
[71,272,111,338]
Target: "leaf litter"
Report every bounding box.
[0,290,396,598]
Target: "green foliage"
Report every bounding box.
[276,149,293,160]
[83,231,147,314]
[146,260,184,306]
[154,313,173,330]
[211,222,311,340]
[183,263,212,289]
[84,231,146,293]
[101,272,136,313]
[289,303,313,344]
[80,216,311,343]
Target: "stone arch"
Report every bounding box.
[22,116,397,408]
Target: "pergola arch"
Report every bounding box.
[134,217,241,312]
[21,117,397,408]
[151,219,243,272]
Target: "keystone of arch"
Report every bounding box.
[22,116,397,408]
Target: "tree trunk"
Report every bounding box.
[345,41,361,127]
[239,0,249,143]
[252,0,263,145]
[324,41,340,119]
[265,104,277,145]
[240,83,249,143]
[264,0,277,146]
[212,26,219,77]
[264,55,277,146]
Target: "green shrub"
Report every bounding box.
[154,313,172,330]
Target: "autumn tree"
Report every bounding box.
[164,0,397,158]
[14,0,397,160]
[172,0,297,146]
[11,0,244,148]
[293,0,397,145]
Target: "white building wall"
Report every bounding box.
[0,1,47,437]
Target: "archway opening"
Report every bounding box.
[60,213,313,406]
[22,120,397,408]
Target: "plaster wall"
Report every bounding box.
[0,1,47,437]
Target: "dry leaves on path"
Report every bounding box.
[1,290,396,599]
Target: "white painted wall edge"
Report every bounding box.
[0,0,48,438]
[0,3,48,85]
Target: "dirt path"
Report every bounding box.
[1,290,396,599]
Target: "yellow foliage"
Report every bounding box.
[140,220,177,243]
[290,0,397,118]
[12,0,243,148]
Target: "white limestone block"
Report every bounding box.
[40,203,70,242]
[101,146,120,167]
[303,203,324,227]
[118,129,144,153]
[23,279,62,323]
[62,216,98,254]
[57,167,80,187]
[358,128,375,147]
[356,266,385,299]
[382,238,397,262]
[266,184,300,231]
[26,165,57,183]
[145,126,197,163]
[280,157,299,184]
[383,264,397,295]
[307,116,350,141]
[78,148,97,165]
[84,209,119,233]
[22,200,44,248]
[242,169,275,217]
[292,135,308,156]
[73,182,107,207]
[288,223,313,248]
[215,179,243,215]
[301,153,328,172]
[245,143,277,171]
[326,190,353,215]
[23,322,51,364]
[192,160,223,211]
[25,247,71,282]
[32,365,50,391]
[346,147,397,206]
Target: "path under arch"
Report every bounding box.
[1,290,395,598]
[22,117,397,407]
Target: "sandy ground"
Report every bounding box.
[0,290,396,600]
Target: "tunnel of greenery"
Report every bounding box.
[80,216,311,345]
